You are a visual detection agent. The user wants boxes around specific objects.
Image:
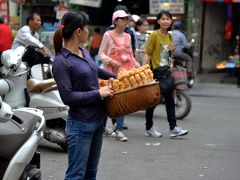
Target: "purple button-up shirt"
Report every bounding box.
[52,48,116,122]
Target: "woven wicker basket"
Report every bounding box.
[104,81,161,118]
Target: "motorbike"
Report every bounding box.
[160,65,192,120]
[0,78,46,180]
[0,46,68,151]
[172,65,192,119]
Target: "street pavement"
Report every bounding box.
[38,73,240,180]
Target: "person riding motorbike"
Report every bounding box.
[171,20,194,82]
[12,13,50,67]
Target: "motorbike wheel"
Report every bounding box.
[175,91,191,119]
[45,119,68,152]
[20,165,41,180]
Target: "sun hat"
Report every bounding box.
[112,10,130,22]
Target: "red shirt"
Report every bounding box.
[0,23,12,52]
[91,34,102,49]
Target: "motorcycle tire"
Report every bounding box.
[175,91,191,120]
[20,165,41,180]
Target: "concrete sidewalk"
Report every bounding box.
[188,73,240,98]
[196,72,237,84]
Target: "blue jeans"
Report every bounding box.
[65,115,106,180]
[115,116,124,131]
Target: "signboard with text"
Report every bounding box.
[69,0,102,8]
[13,0,25,4]
[149,0,185,15]
[56,5,69,20]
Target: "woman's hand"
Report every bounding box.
[40,46,50,57]
[110,59,120,69]
[99,86,114,98]
[168,42,176,52]
[134,60,140,68]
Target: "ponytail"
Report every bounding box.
[53,27,63,54]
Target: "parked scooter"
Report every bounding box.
[0,79,46,180]
[0,46,68,151]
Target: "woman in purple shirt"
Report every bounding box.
[52,12,116,180]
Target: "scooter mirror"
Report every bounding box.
[0,97,13,123]
[0,79,14,96]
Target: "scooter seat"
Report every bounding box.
[27,78,56,93]
[0,111,38,160]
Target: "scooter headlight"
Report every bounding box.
[0,98,13,123]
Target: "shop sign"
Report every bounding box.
[56,5,69,20]
[69,0,102,8]
[149,0,185,14]
[13,0,25,4]
[0,0,8,23]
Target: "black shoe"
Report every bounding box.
[122,124,128,130]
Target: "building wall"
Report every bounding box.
[201,3,232,72]
[190,0,203,74]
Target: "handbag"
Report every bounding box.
[153,66,175,94]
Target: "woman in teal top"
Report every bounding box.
[142,10,189,138]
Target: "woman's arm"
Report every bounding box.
[98,32,112,65]
[142,53,150,66]
[98,31,120,68]
[53,58,101,106]
[142,32,155,66]
[98,67,117,79]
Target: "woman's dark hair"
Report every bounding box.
[53,12,89,54]
[114,5,128,13]
[154,10,172,30]
[135,18,147,31]
[94,27,101,34]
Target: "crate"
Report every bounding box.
[104,81,161,118]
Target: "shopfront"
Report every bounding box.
[200,0,240,73]
[0,0,9,23]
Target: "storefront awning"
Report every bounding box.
[69,0,102,8]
